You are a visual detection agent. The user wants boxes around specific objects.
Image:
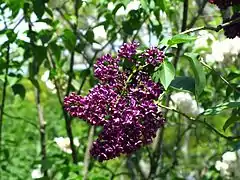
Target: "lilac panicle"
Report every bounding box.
[94,54,121,85]
[140,46,165,66]
[208,0,240,9]
[64,84,118,126]
[224,13,240,39]
[118,42,139,60]
[64,42,165,161]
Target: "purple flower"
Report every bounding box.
[90,118,143,161]
[208,0,240,9]
[90,95,163,161]
[64,84,119,126]
[128,72,163,100]
[224,13,240,39]
[140,47,165,66]
[94,54,120,84]
[118,42,139,60]
[64,42,165,161]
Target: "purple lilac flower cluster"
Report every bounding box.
[140,47,165,66]
[207,0,240,39]
[224,13,240,39]
[208,0,240,9]
[64,42,165,161]
[118,42,139,60]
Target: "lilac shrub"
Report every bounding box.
[64,42,165,161]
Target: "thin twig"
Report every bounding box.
[83,126,95,180]
[157,103,240,140]
[3,112,38,128]
[0,44,10,153]
[181,17,240,34]
[187,0,207,28]
[13,16,25,30]
[35,86,48,177]
[200,60,240,94]
[173,0,189,68]
[63,0,82,164]
[47,51,78,163]
[0,9,10,154]
[151,1,190,177]
[132,15,149,41]
[28,20,48,178]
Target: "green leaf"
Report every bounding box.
[0,75,17,86]
[204,102,240,116]
[140,0,149,11]
[12,84,26,99]
[223,113,240,131]
[76,42,86,53]
[233,4,240,13]
[62,29,76,51]
[33,46,47,72]
[85,29,94,43]
[153,60,175,90]
[112,3,125,15]
[29,78,40,89]
[38,30,53,44]
[168,34,197,46]
[41,159,53,171]
[6,29,17,43]
[80,68,90,77]
[33,0,45,19]
[155,0,165,11]
[184,53,206,96]
[5,0,24,18]
[170,76,195,93]
[227,72,240,81]
[49,42,61,61]
[122,21,134,35]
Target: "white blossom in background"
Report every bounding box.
[31,165,43,179]
[126,0,140,13]
[93,25,107,41]
[215,150,240,178]
[205,37,240,65]
[170,92,204,117]
[139,160,150,177]
[222,151,237,163]
[194,30,215,50]
[54,137,80,154]
[107,0,140,16]
[215,160,230,176]
[41,71,56,93]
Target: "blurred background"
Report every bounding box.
[0,0,240,179]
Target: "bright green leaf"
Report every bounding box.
[62,29,76,51]
[153,60,175,90]
[184,53,206,96]
[155,0,165,11]
[49,42,61,61]
[140,0,149,11]
[5,0,24,18]
[168,34,197,46]
[204,102,240,116]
